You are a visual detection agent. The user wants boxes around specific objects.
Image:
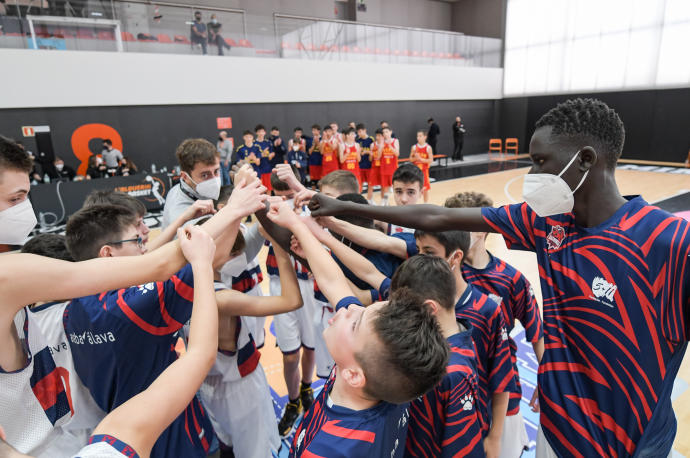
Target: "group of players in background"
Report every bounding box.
[232,121,435,204]
[0,97,688,458]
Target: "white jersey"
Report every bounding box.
[73,434,140,457]
[0,308,72,456]
[29,302,107,439]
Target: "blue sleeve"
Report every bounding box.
[113,264,194,335]
[335,296,364,311]
[378,278,392,301]
[391,232,418,258]
[481,203,536,252]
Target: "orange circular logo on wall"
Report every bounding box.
[71,123,123,175]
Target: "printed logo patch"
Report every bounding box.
[546,225,566,250]
[591,276,617,305]
[461,394,474,411]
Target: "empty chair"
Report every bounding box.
[488,138,503,160]
[157,33,173,43]
[121,31,136,42]
[505,138,519,156]
[76,29,94,39]
[225,38,237,47]
[97,30,114,40]
[174,35,190,44]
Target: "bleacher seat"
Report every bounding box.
[121,31,136,42]
[238,39,253,48]
[174,35,190,44]
[77,29,94,39]
[97,30,114,40]
[226,38,237,47]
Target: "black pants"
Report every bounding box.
[453,138,464,160]
[211,34,230,55]
[192,38,207,55]
[428,139,437,156]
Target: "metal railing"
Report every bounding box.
[0,1,501,67]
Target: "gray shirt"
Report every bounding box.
[217,139,233,163]
[162,181,198,228]
[102,148,123,168]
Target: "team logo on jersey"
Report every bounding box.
[501,327,509,341]
[137,282,156,294]
[461,394,474,411]
[296,429,306,450]
[546,225,566,250]
[591,276,617,305]
[488,293,503,306]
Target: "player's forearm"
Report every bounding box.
[275,246,303,312]
[320,231,385,290]
[187,261,218,363]
[200,205,244,240]
[148,209,196,251]
[489,391,509,441]
[319,200,490,233]
[533,336,545,363]
[257,209,310,268]
[325,218,408,259]
[290,222,348,304]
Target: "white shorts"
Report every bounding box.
[536,425,557,458]
[243,284,265,348]
[499,412,529,458]
[271,276,316,354]
[199,365,280,457]
[312,298,335,379]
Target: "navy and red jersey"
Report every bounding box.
[482,197,690,457]
[230,263,263,293]
[307,136,323,166]
[64,264,214,458]
[455,283,515,436]
[462,252,543,415]
[255,138,274,175]
[235,143,261,172]
[265,243,310,281]
[356,136,374,169]
[290,370,410,458]
[405,320,484,458]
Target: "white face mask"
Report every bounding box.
[55,163,64,171]
[220,253,247,286]
[0,199,37,244]
[522,151,589,217]
[188,175,221,200]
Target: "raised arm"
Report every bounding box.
[216,238,302,317]
[301,216,386,291]
[320,216,410,259]
[267,202,352,306]
[88,226,218,458]
[147,199,216,251]
[309,194,491,233]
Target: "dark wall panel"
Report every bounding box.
[502,88,690,163]
[0,100,496,172]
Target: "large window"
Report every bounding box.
[504,0,690,95]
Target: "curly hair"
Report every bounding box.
[535,98,625,168]
[444,191,493,209]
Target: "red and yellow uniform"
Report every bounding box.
[320,138,339,177]
[368,142,382,187]
[413,143,431,191]
[341,144,361,186]
[380,139,399,188]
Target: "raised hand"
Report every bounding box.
[307,193,345,217]
[227,178,268,217]
[294,188,316,209]
[266,201,300,229]
[300,215,329,243]
[182,199,216,222]
[233,163,257,187]
[178,226,216,266]
[274,163,304,192]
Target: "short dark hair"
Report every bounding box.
[427,118,434,123]
[319,170,358,195]
[416,129,427,136]
[380,120,388,125]
[65,205,138,261]
[311,124,321,131]
[271,126,280,131]
[0,135,33,174]
[270,165,299,192]
[103,139,112,145]
[535,98,625,168]
[392,163,423,187]
[83,190,146,217]
[21,233,74,261]
[293,127,303,133]
[175,138,219,174]
[414,229,470,259]
[216,184,234,208]
[242,130,254,137]
[196,216,246,255]
[335,193,373,229]
[343,127,355,136]
[374,129,383,136]
[382,126,392,132]
[391,254,455,311]
[355,287,449,403]
[444,191,494,208]
[355,123,366,131]
[323,125,333,132]
[254,124,266,133]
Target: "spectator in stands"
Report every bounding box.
[49,156,76,181]
[85,155,106,180]
[380,120,397,138]
[269,126,286,166]
[207,14,231,56]
[452,116,466,161]
[427,117,440,155]
[190,11,208,55]
[118,157,138,176]
[101,139,123,168]
[17,142,43,184]
[217,131,233,185]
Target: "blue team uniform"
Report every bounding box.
[356,136,374,170]
[455,283,516,436]
[290,369,410,457]
[255,138,274,176]
[482,197,690,457]
[64,264,214,458]
[462,252,543,415]
[288,149,308,173]
[235,143,262,172]
[405,319,485,458]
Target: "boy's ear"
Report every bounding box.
[423,299,440,316]
[98,245,113,258]
[340,366,366,390]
